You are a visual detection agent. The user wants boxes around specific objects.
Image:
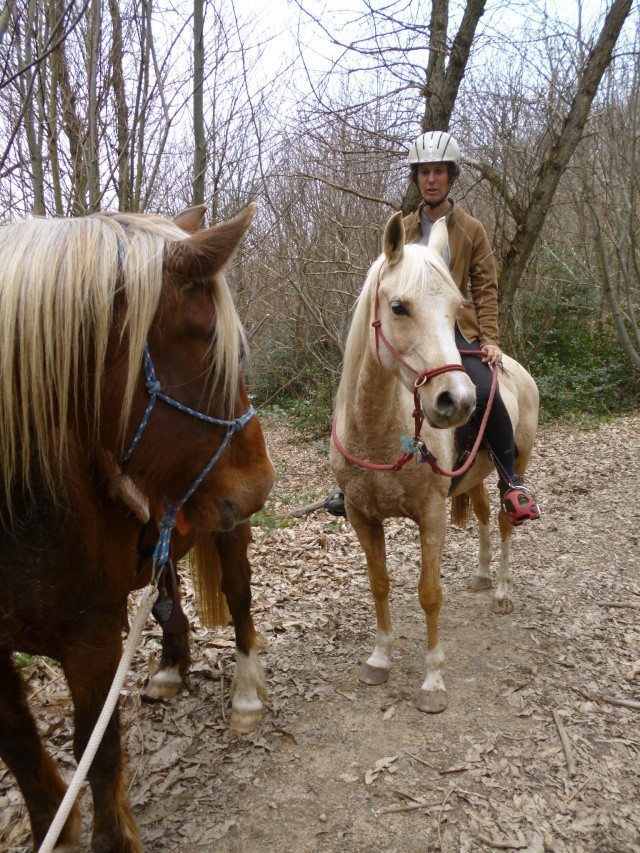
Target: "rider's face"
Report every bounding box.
[416,162,451,206]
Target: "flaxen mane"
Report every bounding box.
[0,211,243,506]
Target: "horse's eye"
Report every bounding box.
[391,300,409,316]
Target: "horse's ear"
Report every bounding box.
[165,203,257,280]
[173,204,208,234]
[383,211,405,265]
[428,216,449,260]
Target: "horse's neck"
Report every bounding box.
[342,348,409,440]
[339,345,452,464]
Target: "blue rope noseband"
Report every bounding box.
[122,343,254,574]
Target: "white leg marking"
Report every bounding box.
[366,629,394,671]
[144,664,182,699]
[494,536,512,606]
[230,650,266,733]
[421,642,446,693]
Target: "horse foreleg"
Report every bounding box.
[217,522,266,734]
[63,630,143,853]
[144,628,191,700]
[494,508,515,614]
[0,648,82,849]
[416,501,448,713]
[144,562,191,700]
[466,483,493,592]
[348,505,393,686]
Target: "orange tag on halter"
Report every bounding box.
[175,508,192,536]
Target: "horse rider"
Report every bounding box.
[324,130,540,526]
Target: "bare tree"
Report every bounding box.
[193,0,205,205]
[288,0,634,350]
[490,0,634,336]
[0,0,197,215]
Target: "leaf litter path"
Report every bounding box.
[1,413,640,852]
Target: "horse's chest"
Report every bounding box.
[348,465,446,522]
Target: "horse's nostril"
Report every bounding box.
[436,391,455,416]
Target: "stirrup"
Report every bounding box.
[323,487,346,517]
[500,478,540,526]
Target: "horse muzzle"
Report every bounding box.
[421,379,476,429]
[186,464,276,532]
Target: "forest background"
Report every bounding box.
[1,0,639,432]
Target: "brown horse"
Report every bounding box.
[0,205,275,852]
[330,212,539,714]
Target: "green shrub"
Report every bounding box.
[529,327,640,421]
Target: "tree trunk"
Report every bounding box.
[497,0,633,336]
[87,0,101,210]
[401,0,486,214]
[193,0,206,206]
[108,0,130,210]
[23,0,45,214]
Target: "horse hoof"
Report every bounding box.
[469,575,492,591]
[91,828,143,853]
[416,688,448,713]
[230,706,263,734]
[143,669,182,700]
[491,597,513,615]
[358,663,389,685]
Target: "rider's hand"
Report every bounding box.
[481,344,502,367]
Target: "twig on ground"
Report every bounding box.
[393,789,424,803]
[563,767,596,804]
[289,499,326,518]
[372,802,440,815]
[437,787,455,848]
[28,671,63,701]
[406,751,440,772]
[574,687,640,711]
[476,834,528,849]
[552,709,577,778]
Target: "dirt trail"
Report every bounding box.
[2,414,640,852]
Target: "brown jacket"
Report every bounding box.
[403,200,500,347]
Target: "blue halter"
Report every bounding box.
[122,343,254,573]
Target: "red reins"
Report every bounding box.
[331,387,426,473]
[332,354,497,478]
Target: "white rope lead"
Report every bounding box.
[38,584,158,853]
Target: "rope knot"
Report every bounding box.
[146,378,161,394]
[152,509,178,571]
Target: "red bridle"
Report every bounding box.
[371,266,466,386]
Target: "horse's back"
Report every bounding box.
[498,354,539,456]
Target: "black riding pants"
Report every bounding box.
[455,325,515,475]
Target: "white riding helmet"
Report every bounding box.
[408,131,461,166]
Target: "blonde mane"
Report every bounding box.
[335,243,458,414]
[0,211,243,506]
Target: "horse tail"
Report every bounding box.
[189,531,231,628]
[450,493,470,529]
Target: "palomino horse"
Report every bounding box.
[0,205,275,852]
[330,212,539,714]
